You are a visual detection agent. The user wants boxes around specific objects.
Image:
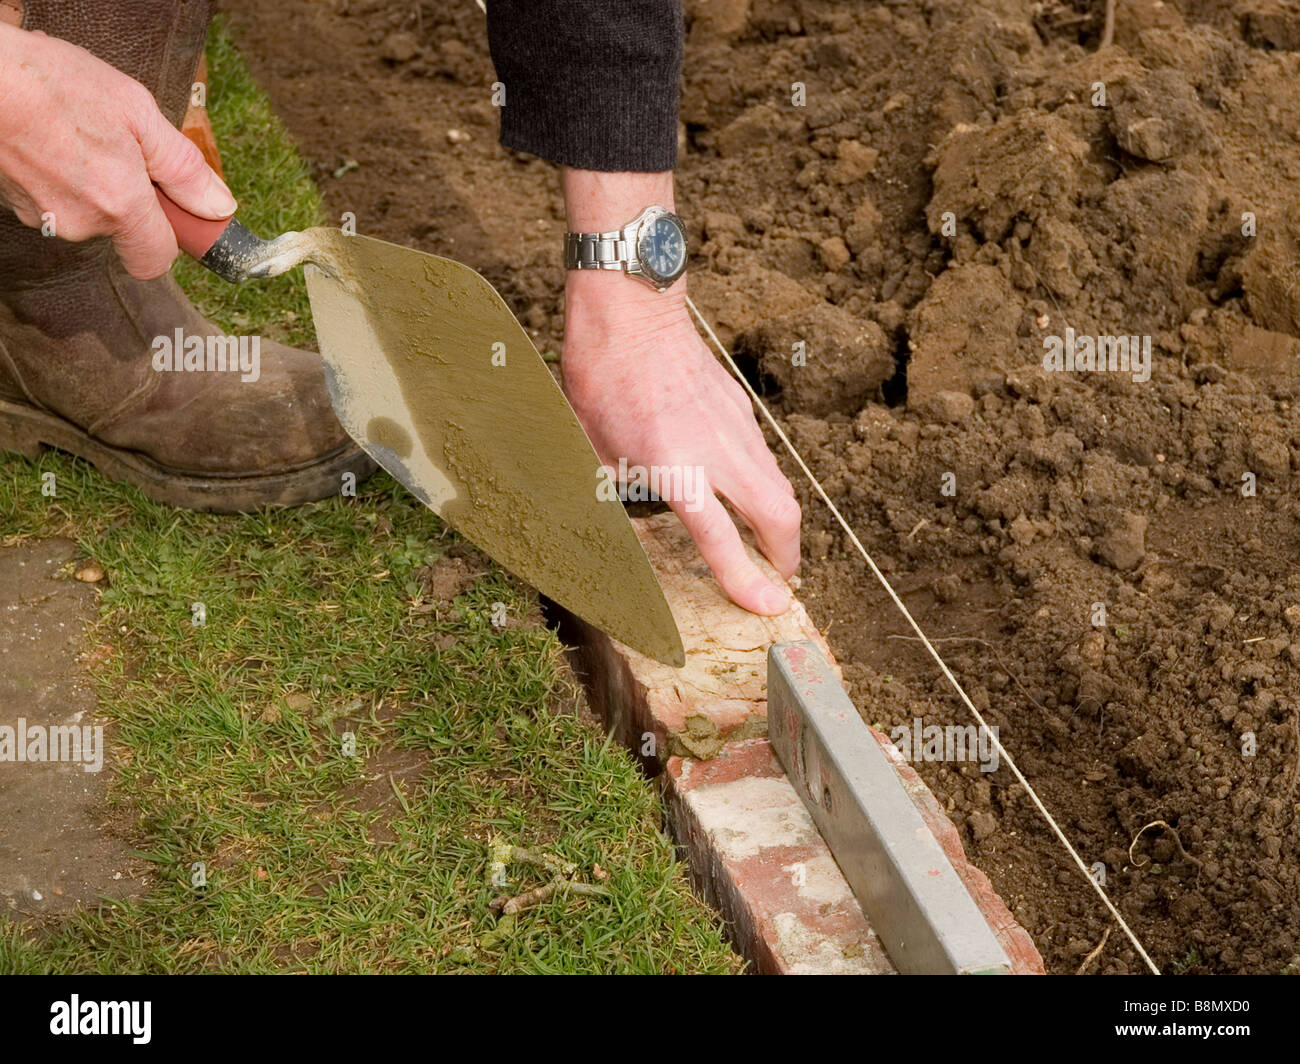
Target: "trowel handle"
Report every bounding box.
[155,187,271,284]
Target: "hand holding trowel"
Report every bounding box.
[156,192,685,667]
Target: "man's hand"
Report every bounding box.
[563,275,801,614]
[561,169,801,615]
[0,24,236,279]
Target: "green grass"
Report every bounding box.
[0,20,740,975]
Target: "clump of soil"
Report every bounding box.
[415,556,481,603]
[224,0,1300,972]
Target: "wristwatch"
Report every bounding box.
[564,205,688,291]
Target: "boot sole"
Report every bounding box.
[0,398,377,513]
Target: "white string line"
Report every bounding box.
[685,295,1161,975]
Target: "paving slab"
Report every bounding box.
[0,539,146,918]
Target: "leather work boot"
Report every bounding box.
[0,0,375,511]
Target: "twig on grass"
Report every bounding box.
[489,877,610,916]
[489,842,577,879]
[485,839,603,918]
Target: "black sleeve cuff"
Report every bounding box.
[485,0,683,172]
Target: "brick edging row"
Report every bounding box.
[563,512,1044,975]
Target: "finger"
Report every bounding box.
[671,485,791,615]
[111,183,179,279]
[133,98,236,221]
[712,457,802,579]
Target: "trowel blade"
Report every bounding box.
[301,228,685,668]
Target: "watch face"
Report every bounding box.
[638,213,687,284]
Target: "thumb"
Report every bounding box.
[134,101,237,221]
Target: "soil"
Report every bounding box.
[221,0,1300,974]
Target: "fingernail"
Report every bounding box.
[760,585,790,614]
[204,172,238,218]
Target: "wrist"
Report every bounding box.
[563,171,687,300]
[564,266,686,316]
[563,269,687,354]
[561,167,674,230]
[560,168,690,377]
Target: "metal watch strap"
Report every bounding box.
[564,229,631,271]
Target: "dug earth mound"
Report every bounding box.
[224,0,1300,972]
[679,0,1300,974]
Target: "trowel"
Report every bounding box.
[158,193,685,667]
